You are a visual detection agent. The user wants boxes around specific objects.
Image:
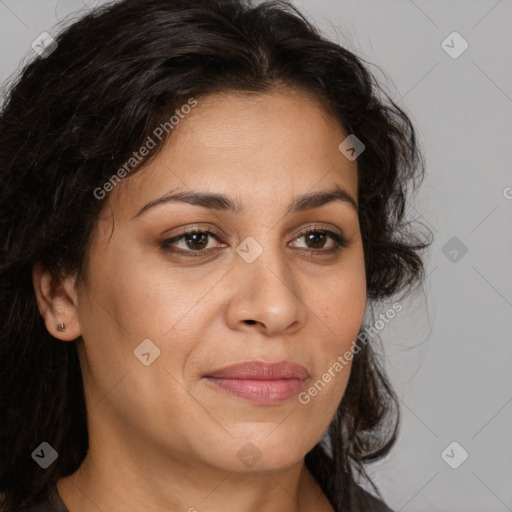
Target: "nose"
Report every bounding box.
[224,243,307,336]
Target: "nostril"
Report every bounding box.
[244,320,257,325]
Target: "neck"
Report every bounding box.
[57,440,333,512]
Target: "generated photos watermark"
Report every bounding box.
[298,302,403,405]
[93,98,198,200]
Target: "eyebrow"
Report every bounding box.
[133,184,358,219]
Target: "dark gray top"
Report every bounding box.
[22,479,394,511]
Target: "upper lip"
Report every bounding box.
[204,360,309,380]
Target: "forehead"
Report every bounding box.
[106,87,358,219]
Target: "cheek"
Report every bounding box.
[76,244,215,402]
[81,241,190,336]
[315,251,367,343]
[303,246,366,405]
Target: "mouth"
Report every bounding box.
[203,360,309,405]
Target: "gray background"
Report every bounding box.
[1,1,511,511]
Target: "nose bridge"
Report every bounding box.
[238,234,290,292]
[226,231,306,333]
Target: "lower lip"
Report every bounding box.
[204,377,306,404]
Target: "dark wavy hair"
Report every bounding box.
[0,0,431,511]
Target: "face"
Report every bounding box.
[49,88,367,473]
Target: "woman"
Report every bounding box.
[0,0,431,511]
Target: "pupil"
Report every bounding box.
[307,232,325,249]
[187,232,208,250]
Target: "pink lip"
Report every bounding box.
[204,361,309,404]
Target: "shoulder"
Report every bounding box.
[349,481,395,512]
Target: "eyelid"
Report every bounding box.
[166,223,223,237]
[293,223,344,238]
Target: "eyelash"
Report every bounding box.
[159,227,349,258]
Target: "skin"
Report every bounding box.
[33,87,367,512]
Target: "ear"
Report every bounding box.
[32,264,81,341]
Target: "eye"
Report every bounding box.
[290,229,349,253]
[160,229,224,256]
[160,227,349,258]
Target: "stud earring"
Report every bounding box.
[57,322,66,332]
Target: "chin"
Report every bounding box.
[207,433,311,473]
